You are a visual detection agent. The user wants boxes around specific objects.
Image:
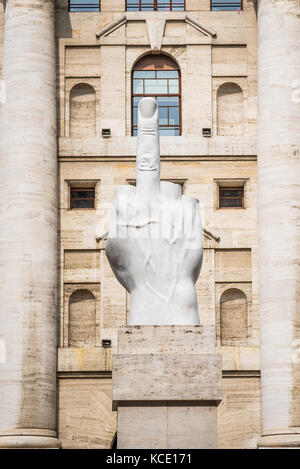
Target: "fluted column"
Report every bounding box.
[257,0,300,448]
[0,1,59,448]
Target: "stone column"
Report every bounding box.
[113,326,222,449]
[0,1,59,448]
[257,0,300,448]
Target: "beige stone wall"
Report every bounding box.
[0,1,4,78]
[218,373,261,449]
[55,1,260,449]
[58,377,116,449]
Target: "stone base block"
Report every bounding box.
[113,326,222,449]
[117,402,218,449]
[258,431,300,449]
[0,429,60,449]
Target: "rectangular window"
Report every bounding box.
[70,188,95,209]
[211,1,242,11]
[68,0,100,12]
[126,0,185,11]
[219,187,244,208]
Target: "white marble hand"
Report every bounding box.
[106,97,203,325]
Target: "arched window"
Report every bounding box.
[220,288,248,346]
[132,54,181,136]
[69,289,96,347]
[70,83,96,137]
[217,82,243,136]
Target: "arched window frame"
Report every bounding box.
[69,82,97,137]
[131,54,182,136]
[68,289,97,348]
[216,81,244,136]
[62,283,100,348]
[218,287,249,347]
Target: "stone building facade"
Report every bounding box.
[0,0,299,449]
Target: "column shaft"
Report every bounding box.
[0,0,59,448]
[257,0,300,448]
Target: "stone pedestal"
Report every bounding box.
[112,326,222,449]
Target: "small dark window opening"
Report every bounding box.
[219,187,244,208]
[70,188,95,209]
[211,1,242,11]
[126,0,185,11]
[68,0,100,12]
